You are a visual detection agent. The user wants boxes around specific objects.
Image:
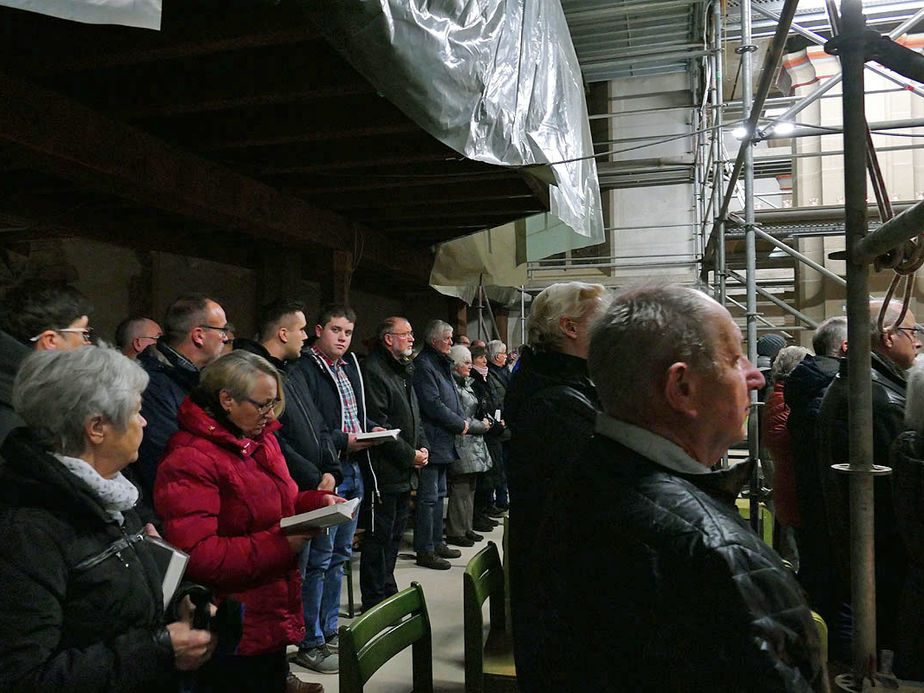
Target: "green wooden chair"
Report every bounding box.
[463,541,518,693]
[735,497,774,547]
[812,610,828,663]
[338,581,433,693]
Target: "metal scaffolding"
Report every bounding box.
[700,0,924,685]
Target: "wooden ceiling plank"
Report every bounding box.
[0,71,430,282]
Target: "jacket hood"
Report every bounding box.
[233,338,286,372]
[784,354,838,411]
[176,397,281,459]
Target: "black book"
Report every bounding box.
[143,535,189,609]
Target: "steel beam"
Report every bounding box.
[752,227,847,287]
[854,199,924,264]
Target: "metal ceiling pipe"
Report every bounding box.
[853,199,924,264]
[713,0,727,305]
[752,226,848,287]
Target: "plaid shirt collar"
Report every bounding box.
[310,344,346,369]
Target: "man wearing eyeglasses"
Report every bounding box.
[136,294,231,504]
[359,317,429,610]
[114,316,163,359]
[818,299,918,659]
[0,283,93,444]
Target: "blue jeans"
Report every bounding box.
[299,469,362,649]
[414,464,447,553]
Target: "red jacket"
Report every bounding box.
[154,398,328,655]
[762,381,802,528]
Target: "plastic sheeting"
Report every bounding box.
[0,0,161,30]
[307,0,605,277]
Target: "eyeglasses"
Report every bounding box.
[389,331,414,339]
[30,327,94,344]
[241,396,281,414]
[198,324,232,340]
[894,326,922,341]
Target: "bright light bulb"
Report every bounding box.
[773,121,794,136]
[732,126,748,140]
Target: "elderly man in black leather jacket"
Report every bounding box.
[531,284,825,692]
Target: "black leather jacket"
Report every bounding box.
[529,433,825,692]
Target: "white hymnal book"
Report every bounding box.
[280,497,362,535]
[354,429,400,442]
[143,535,189,609]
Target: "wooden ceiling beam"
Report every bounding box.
[0,71,431,282]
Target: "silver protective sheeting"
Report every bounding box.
[307,1,605,251]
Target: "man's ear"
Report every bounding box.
[559,315,577,340]
[84,415,106,445]
[278,326,288,345]
[664,361,698,417]
[840,339,848,356]
[33,330,58,351]
[315,324,323,339]
[191,326,205,348]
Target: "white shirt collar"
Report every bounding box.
[594,413,711,475]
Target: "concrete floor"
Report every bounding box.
[291,517,506,692]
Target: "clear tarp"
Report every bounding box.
[0,0,161,30]
[307,1,605,296]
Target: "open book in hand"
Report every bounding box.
[354,428,400,442]
[143,535,189,609]
[280,497,362,535]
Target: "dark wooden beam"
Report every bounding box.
[0,71,431,283]
[298,179,537,210]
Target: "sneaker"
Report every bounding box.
[466,530,484,542]
[445,535,474,547]
[325,634,339,653]
[435,542,462,559]
[416,550,451,570]
[292,646,339,674]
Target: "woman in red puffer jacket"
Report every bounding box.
[155,350,338,692]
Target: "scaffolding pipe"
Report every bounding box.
[714,0,727,304]
[723,293,784,330]
[751,226,848,287]
[717,0,800,225]
[726,268,820,328]
[836,0,878,680]
[854,198,924,263]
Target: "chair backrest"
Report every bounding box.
[811,610,828,664]
[339,581,433,693]
[735,498,774,546]
[463,541,507,693]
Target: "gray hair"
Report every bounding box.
[199,350,285,418]
[13,346,149,457]
[589,284,719,420]
[486,340,506,361]
[449,344,472,368]
[770,346,811,384]
[527,282,610,353]
[905,358,924,433]
[812,316,847,357]
[869,300,904,342]
[424,319,452,345]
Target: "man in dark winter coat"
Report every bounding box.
[292,304,379,674]
[532,284,825,692]
[784,315,849,658]
[818,300,916,655]
[360,317,429,610]
[504,281,608,691]
[412,319,466,570]
[137,294,230,497]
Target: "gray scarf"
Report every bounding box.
[53,454,139,525]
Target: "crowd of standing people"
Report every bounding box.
[0,278,918,692]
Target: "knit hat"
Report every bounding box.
[756,334,787,359]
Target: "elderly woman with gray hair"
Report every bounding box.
[155,350,336,692]
[445,344,492,547]
[889,359,924,679]
[0,346,214,692]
